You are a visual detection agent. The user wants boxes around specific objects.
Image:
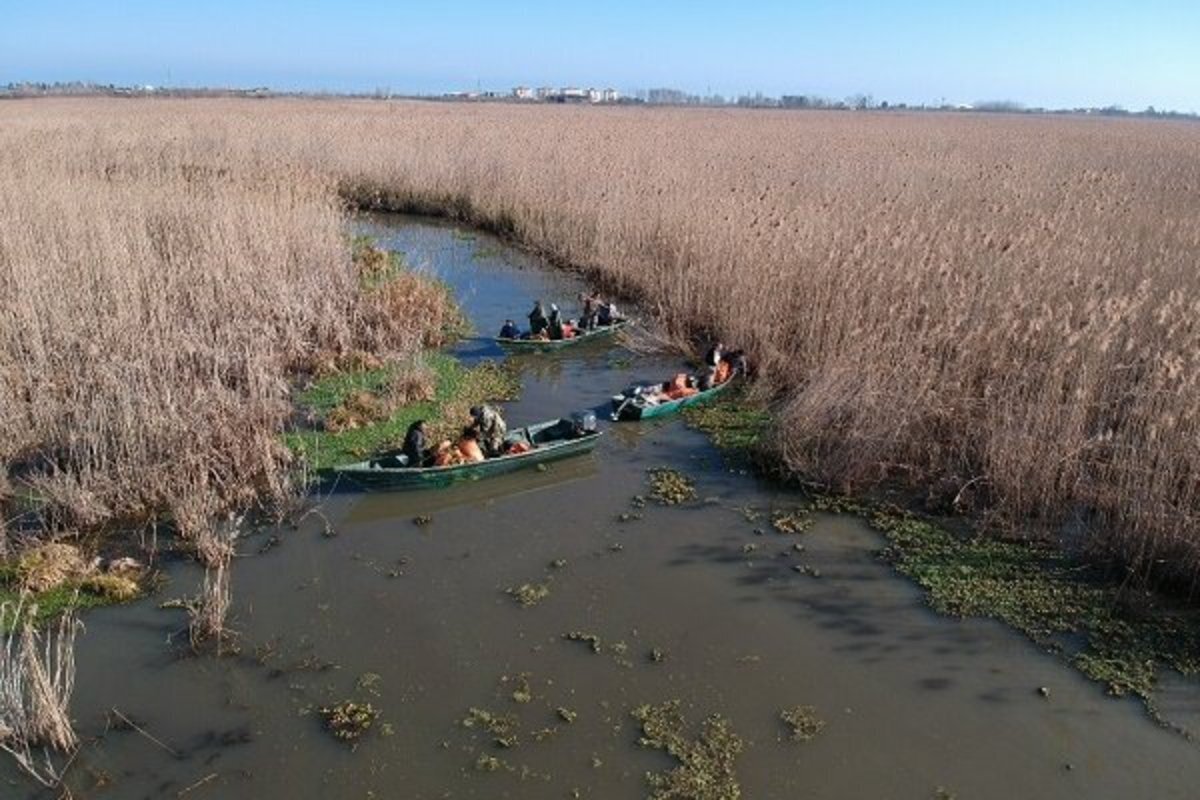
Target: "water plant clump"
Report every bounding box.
[507,582,551,608]
[505,673,534,704]
[563,631,603,654]
[631,700,743,800]
[556,707,578,724]
[462,707,520,748]
[319,701,380,743]
[771,509,813,535]
[647,469,696,505]
[780,705,825,741]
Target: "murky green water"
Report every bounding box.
[9,216,1200,799]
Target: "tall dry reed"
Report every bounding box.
[3,98,1199,588]
[0,601,81,787]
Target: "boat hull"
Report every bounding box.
[611,379,733,421]
[330,422,601,490]
[496,320,628,350]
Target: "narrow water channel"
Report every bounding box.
[9,215,1199,799]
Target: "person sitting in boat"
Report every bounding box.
[457,427,486,464]
[529,301,549,338]
[713,348,747,384]
[469,404,508,457]
[698,342,724,390]
[402,419,433,467]
[499,319,520,340]
[432,440,461,467]
[548,304,568,340]
[578,293,598,330]
[597,300,621,326]
[661,373,699,401]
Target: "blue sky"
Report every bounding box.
[2,1,1196,111]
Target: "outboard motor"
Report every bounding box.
[570,410,598,437]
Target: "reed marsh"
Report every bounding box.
[2,97,1199,592]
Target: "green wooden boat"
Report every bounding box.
[610,378,734,421]
[331,418,601,490]
[496,320,628,350]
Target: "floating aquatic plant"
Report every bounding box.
[563,631,603,654]
[320,701,379,742]
[771,509,813,535]
[780,705,825,741]
[631,700,743,800]
[507,582,550,608]
[647,468,696,505]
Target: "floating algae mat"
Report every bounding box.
[632,700,743,800]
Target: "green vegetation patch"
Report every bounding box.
[0,562,144,632]
[286,353,519,470]
[681,392,771,453]
[631,700,743,800]
[871,508,1200,706]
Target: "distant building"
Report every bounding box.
[601,88,620,103]
[513,86,534,100]
[561,87,588,101]
[536,86,557,100]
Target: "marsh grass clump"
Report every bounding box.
[647,469,696,506]
[631,700,743,800]
[780,706,825,741]
[320,700,380,743]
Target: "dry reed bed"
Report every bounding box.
[3,99,1200,588]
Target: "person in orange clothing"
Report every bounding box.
[457,427,486,464]
[663,373,699,400]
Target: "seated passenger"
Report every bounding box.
[528,300,549,337]
[499,319,520,339]
[726,349,749,378]
[402,419,432,467]
[578,293,598,330]
[597,301,621,326]
[432,440,462,467]
[663,373,699,400]
[548,304,565,340]
[469,404,508,457]
[457,427,486,464]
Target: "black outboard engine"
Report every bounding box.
[570,410,598,437]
